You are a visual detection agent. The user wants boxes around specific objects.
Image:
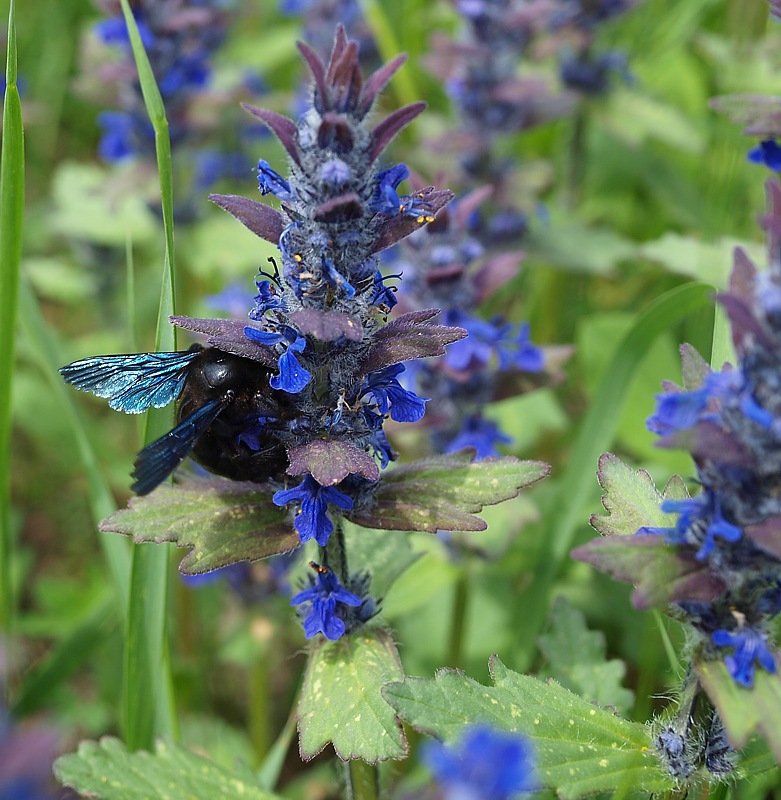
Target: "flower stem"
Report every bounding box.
[346,758,380,800]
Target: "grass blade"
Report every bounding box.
[514,281,714,667]
[118,0,178,750]
[0,0,24,637]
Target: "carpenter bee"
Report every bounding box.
[60,346,292,494]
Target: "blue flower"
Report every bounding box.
[94,14,154,48]
[244,325,312,393]
[362,364,428,423]
[423,725,536,800]
[248,278,284,320]
[711,627,777,688]
[446,415,512,459]
[748,139,781,171]
[641,491,742,560]
[97,111,152,162]
[646,371,734,435]
[290,563,362,640]
[257,159,295,200]
[498,322,545,372]
[273,475,354,546]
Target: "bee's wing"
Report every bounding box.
[131,398,225,495]
[59,352,199,413]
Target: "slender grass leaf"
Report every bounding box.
[100,479,298,574]
[384,656,675,800]
[297,628,407,763]
[12,593,118,717]
[18,281,130,609]
[54,736,281,800]
[0,0,23,633]
[117,0,178,750]
[516,282,714,666]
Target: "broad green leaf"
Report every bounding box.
[538,597,634,714]
[696,657,781,762]
[297,628,407,763]
[590,453,688,537]
[54,736,280,800]
[384,656,674,800]
[572,533,725,610]
[348,453,549,532]
[100,479,298,574]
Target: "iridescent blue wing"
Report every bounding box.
[131,398,225,495]
[59,352,199,413]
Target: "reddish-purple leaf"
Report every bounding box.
[360,54,408,114]
[371,189,454,253]
[369,103,426,163]
[208,194,284,245]
[360,310,466,374]
[572,535,725,609]
[289,309,363,341]
[287,440,379,486]
[170,317,277,367]
[241,104,300,166]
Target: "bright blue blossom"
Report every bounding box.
[257,159,296,200]
[361,364,428,423]
[748,139,781,171]
[711,627,777,688]
[447,414,512,459]
[244,325,312,393]
[290,563,362,640]
[423,725,536,800]
[641,491,743,560]
[273,475,354,546]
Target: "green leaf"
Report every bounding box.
[590,453,687,537]
[538,597,634,715]
[100,479,298,575]
[696,656,781,762]
[348,453,549,532]
[384,656,674,800]
[54,736,281,800]
[297,628,407,763]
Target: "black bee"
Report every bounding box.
[60,346,292,494]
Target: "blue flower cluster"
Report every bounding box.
[62,27,466,642]
[188,29,463,637]
[641,179,781,688]
[550,0,635,95]
[93,0,228,162]
[387,188,548,459]
[423,724,536,800]
[428,0,566,189]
